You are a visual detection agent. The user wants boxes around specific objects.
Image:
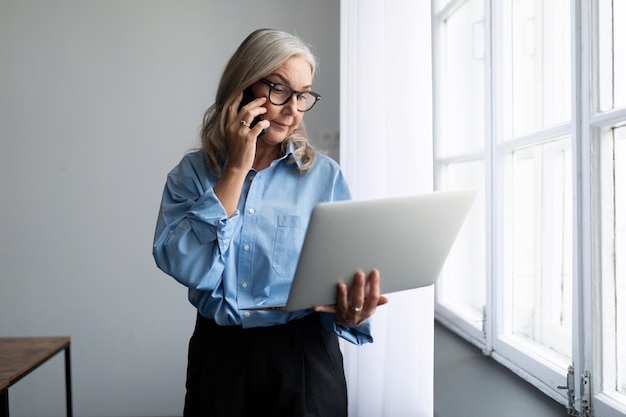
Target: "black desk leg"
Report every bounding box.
[0,388,8,417]
[64,345,73,417]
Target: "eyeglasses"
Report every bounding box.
[259,79,321,112]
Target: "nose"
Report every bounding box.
[283,93,299,114]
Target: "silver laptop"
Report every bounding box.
[244,189,476,312]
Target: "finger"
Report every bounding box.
[238,97,267,122]
[349,270,366,310]
[229,92,244,124]
[226,93,247,139]
[366,269,390,309]
[248,119,270,138]
[313,303,336,313]
[377,295,389,306]
[335,281,349,313]
[366,268,380,298]
[313,280,349,315]
[362,269,381,310]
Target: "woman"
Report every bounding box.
[153,28,388,417]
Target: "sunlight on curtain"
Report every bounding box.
[340,1,433,416]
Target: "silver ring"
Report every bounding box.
[353,306,363,313]
[240,120,250,127]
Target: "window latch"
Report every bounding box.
[557,366,591,417]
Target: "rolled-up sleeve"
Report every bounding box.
[152,155,238,291]
[153,149,375,345]
[320,313,373,346]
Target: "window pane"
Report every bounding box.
[506,0,571,138]
[599,0,626,111]
[437,160,486,322]
[505,138,572,363]
[439,0,485,157]
[616,3,626,110]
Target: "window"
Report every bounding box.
[433,0,626,415]
[506,137,572,363]
[434,0,486,341]
[598,124,626,416]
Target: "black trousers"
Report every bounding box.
[183,312,348,417]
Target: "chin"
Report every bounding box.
[268,127,293,141]
[259,133,286,146]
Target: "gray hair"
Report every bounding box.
[200,29,318,175]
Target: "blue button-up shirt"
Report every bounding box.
[153,145,372,345]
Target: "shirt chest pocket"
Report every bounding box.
[272,214,307,277]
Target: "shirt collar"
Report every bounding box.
[281,140,302,168]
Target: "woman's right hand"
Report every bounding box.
[224,92,268,172]
[213,93,269,218]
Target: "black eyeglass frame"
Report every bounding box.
[259,78,321,112]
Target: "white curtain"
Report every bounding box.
[339,1,434,416]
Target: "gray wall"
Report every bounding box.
[0,1,339,416]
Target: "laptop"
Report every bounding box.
[243,189,476,312]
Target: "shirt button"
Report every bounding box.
[243,244,250,251]
[244,312,251,318]
[241,282,248,288]
[248,208,255,214]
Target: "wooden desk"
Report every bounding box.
[0,337,72,417]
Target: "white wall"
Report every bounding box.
[0,1,339,416]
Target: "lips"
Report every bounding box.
[272,121,292,130]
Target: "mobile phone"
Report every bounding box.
[238,87,266,138]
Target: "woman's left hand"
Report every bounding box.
[314,269,389,327]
